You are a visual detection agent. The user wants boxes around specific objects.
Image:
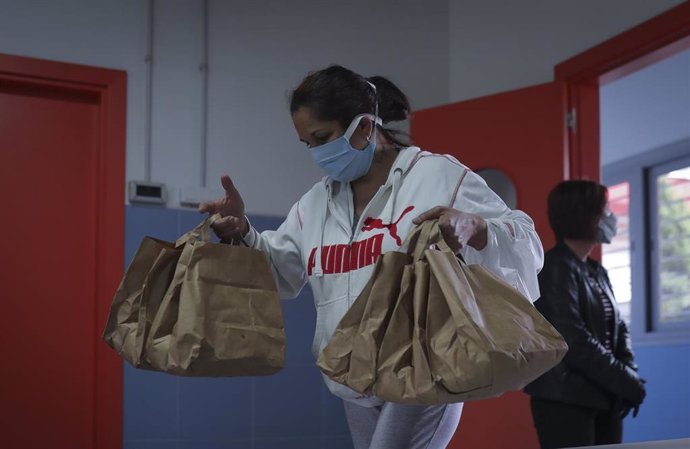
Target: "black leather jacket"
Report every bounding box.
[524,242,644,411]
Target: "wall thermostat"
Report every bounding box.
[128,181,167,205]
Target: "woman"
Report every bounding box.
[200,65,544,449]
[525,180,646,449]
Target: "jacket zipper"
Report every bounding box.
[346,185,387,306]
[327,196,353,238]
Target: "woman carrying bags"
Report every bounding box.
[199,65,544,449]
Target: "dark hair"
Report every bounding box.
[289,65,411,148]
[547,180,608,241]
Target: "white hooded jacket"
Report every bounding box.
[243,146,544,406]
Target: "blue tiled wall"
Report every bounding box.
[123,205,352,449]
[623,343,690,443]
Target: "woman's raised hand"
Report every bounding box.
[198,175,249,240]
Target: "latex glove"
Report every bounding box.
[413,206,488,252]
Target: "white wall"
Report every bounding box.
[0,0,449,215]
[0,0,150,201]
[1,0,685,215]
[205,0,449,215]
[448,0,685,102]
[601,48,690,166]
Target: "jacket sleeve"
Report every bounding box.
[601,269,638,370]
[453,169,544,301]
[536,259,644,403]
[243,202,307,299]
[615,318,638,370]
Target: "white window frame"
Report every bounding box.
[603,138,690,345]
[648,154,690,333]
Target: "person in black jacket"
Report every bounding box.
[524,180,646,449]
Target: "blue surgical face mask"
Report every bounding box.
[597,208,618,244]
[309,113,382,182]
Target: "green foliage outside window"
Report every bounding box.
[657,174,690,322]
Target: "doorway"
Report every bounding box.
[598,43,690,444]
[556,2,690,443]
[0,54,126,449]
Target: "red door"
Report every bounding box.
[0,55,125,449]
[411,82,568,449]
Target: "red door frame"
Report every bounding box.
[555,1,690,182]
[0,54,126,449]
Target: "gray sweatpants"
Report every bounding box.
[343,400,463,449]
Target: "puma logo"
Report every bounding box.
[361,205,415,246]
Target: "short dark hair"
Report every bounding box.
[289,65,410,147]
[547,180,608,241]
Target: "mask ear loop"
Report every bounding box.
[365,80,378,142]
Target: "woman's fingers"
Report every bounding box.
[221,175,235,197]
[412,206,447,225]
[210,215,244,239]
[198,200,218,214]
[212,216,242,231]
[198,175,238,214]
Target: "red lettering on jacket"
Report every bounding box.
[307,234,384,276]
[323,245,334,274]
[349,240,360,273]
[308,247,317,275]
[305,205,415,277]
[367,233,383,265]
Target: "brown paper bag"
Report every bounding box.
[103,217,220,368]
[103,240,179,368]
[145,216,286,377]
[318,220,567,405]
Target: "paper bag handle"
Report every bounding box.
[175,213,221,247]
[404,220,455,261]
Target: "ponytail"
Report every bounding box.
[367,75,410,147]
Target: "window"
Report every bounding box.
[603,139,690,342]
[650,159,690,329]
